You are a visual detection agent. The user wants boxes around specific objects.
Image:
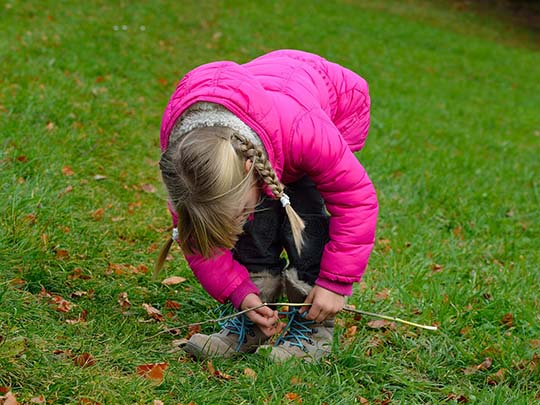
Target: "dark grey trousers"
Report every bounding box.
[232,177,330,288]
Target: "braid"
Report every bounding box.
[234,135,305,253]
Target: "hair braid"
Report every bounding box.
[234,135,305,253]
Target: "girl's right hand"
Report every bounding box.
[240,293,279,337]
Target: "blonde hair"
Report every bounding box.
[154,126,305,278]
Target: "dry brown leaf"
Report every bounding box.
[463,357,492,375]
[290,376,302,385]
[366,320,396,330]
[153,401,164,405]
[501,313,513,328]
[206,361,233,380]
[73,353,96,368]
[374,288,390,301]
[136,363,168,384]
[446,393,469,403]
[530,339,540,348]
[243,367,257,379]
[51,295,73,313]
[0,391,18,405]
[142,303,164,321]
[186,324,201,339]
[46,121,56,131]
[165,300,181,310]
[30,395,45,404]
[55,249,70,260]
[358,397,369,404]
[431,263,444,273]
[117,292,131,309]
[487,368,506,385]
[92,208,104,221]
[161,276,187,286]
[141,184,157,193]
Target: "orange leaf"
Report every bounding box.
[206,361,233,380]
[487,368,506,385]
[284,392,302,403]
[46,121,56,131]
[55,249,70,260]
[374,288,390,301]
[161,276,187,286]
[92,208,104,221]
[61,166,74,176]
[186,324,201,339]
[136,363,168,383]
[165,300,181,310]
[30,395,45,404]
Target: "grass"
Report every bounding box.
[1,0,539,403]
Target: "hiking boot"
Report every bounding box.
[183,313,269,359]
[258,309,334,362]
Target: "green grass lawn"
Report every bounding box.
[1,0,539,403]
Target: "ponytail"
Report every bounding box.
[152,235,174,281]
[234,135,305,254]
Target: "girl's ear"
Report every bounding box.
[244,159,253,173]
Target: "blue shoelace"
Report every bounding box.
[217,305,254,351]
[274,308,314,351]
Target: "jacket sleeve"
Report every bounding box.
[184,250,259,309]
[291,109,378,295]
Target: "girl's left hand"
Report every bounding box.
[299,285,344,323]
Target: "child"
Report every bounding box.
[156,49,378,362]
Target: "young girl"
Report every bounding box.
[156,49,378,362]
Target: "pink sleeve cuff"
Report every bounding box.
[315,277,353,296]
[228,277,260,309]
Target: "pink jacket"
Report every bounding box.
[160,50,378,308]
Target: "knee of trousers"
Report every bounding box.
[249,271,283,303]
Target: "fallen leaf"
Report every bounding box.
[284,392,302,403]
[431,263,444,273]
[16,155,28,163]
[358,397,369,405]
[62,166,74,176]
[446,393,469,403]
[66,309,88,324]
[68,268,91,280]
[290,376,302,385]
[165,300,181,310]
[141,183,157,193]
[243,367,257,379]
[153,401,164,405]
[46,121,56,131]
[51,295,73,312]
[142,303,163,321]
[374,288,390,301]
[487,368,506,385]
[206,361,233,380]
[501,313,513,328]
[161,276,187,286]
[0,391,18,405]
[117,292,131,309]
[530,339,540,348]
[186,324,201,339]
[136,363,168,384]
[30,395,45,404]
[92,208,104,221]
[463,357,492,375]
[366,320,396,330]
[55,249,70,260]
[73,353,96,368]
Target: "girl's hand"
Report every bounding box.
[240,293,279,337]
[300,285,344,323]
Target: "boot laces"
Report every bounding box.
[217,305,254,351]
[275,308,314,351]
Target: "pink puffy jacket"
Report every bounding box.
[160,50,378,308]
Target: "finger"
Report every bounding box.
[256,305,275,318]
[299,291,315,315]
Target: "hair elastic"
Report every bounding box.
[172,227,179,241]
[280,193,291,207]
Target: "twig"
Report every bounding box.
[187,302,438,331]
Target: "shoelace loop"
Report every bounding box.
[275,308,315,351]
